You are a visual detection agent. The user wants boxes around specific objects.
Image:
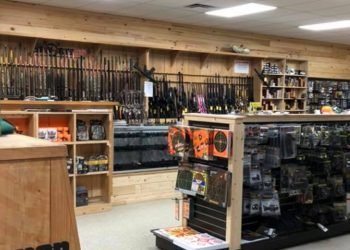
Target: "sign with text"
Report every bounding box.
[144,81,153,97]
[234,60,250,74]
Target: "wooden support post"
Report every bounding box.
[140,49,150,120]
[226,120,244,250]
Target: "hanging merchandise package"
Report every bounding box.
[192,127,214,160]
[90,120,106,140]
[191,164,209,196]
[77,120,89,141]
[168,125,187,157]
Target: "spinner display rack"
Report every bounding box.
[154,114,245,250]
[155,113,350,250]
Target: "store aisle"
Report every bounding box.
[77,199,350,250]
[77,199,180,250]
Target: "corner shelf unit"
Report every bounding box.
[0,101,115,215]
[256,59,308,113]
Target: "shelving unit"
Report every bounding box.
[155,113,350,250]
[307,78,350,113]
[0,101,114,215]
[153,113,244,250]
[257,59,308,113]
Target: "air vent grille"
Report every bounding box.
[186,3,215,9]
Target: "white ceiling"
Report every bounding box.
[15,0,350,45]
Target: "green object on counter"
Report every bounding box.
[0,119,15,136]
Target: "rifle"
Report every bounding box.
[18,47,24,98]
[33,51,38,97]
[0,55,4,99]
[111,56,115,101]
[67,51,73,100]
[103,56,107,101]
[93,59,98,102]
[87,57,91,101]
[63,50,68,100]
[97,58,101,101]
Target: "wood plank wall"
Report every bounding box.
[112,170,180,205]
[1,1,350,79]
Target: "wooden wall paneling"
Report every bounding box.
[112,170,180,205]
[150,50,252,77]
[170,50,180,67]
[1,0,350,61]
[1,0,346,78]
[199,53,210,70]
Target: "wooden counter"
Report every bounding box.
[0,134,80,249]
[185,113,350,123]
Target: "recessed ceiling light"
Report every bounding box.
[205,3,277,18]
[299,20,350,31]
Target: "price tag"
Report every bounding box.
[144,81,153,97]
[183,199,191,219]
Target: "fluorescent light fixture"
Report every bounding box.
[299,20,350,31]
[205,3,277,18]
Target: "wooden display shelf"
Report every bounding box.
[76,171,109,177]
[285,74,308,77]
[175,113,350,250]
[0,103,114,216]
[286,109,307,112]
[262,98,283,100]
[53,141,75,145]
[284,86,307,89]
[284,98,305,100]
[264,74,284,76]
[181,114,245,250]
[76,140,110,145]
[257,58,308,113]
